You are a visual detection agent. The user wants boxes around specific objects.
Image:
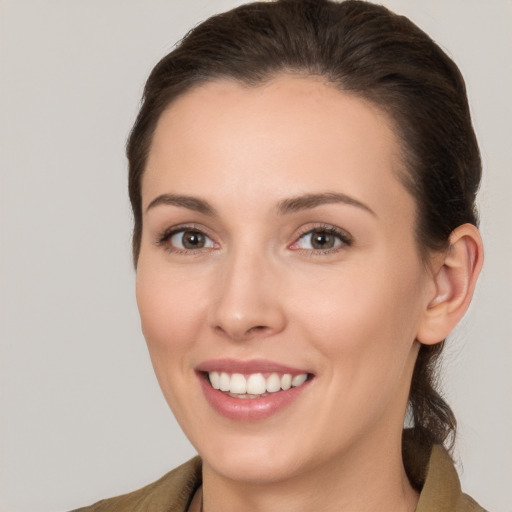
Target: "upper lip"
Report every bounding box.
[195,358,311,375]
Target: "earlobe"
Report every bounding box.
[417,223,484,345]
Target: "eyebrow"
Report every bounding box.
[145,191,376,217]
[277,192,376,216]
[145,194,216,215]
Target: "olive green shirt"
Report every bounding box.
[71,445,487,511]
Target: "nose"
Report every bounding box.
[208,248,287,342]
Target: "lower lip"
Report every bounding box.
[197,373,311,421]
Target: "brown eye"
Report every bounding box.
[294,228,350,252]
[310,231,337,249]
[182,231,205,249]
[169,230,215,250]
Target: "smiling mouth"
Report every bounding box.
[205,371,311,399]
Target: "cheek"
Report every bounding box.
[305,270,423,429]
[135,262,213,420]
[135,262,209,360]
[294,256,426,380]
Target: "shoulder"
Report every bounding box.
[417,445,488,512]
[69,456,202,512]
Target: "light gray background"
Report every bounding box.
[1,1,510,511]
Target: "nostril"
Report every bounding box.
[249,325,268,333]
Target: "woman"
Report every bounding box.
[74,0,486,510]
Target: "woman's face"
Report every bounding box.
[136,76,436,483]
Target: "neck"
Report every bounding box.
[201,429,419,512]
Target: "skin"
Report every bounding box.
[136,75,467,512]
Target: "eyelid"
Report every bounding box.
[155,223,219,254]
[289,223,353,253]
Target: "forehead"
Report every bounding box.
[143,75,413,222]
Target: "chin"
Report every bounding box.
[185,420,307,484]
[204,446,305,484]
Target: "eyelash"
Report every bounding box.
[291,224,353,255]
[155,223,353,255]
[156,224,217,255]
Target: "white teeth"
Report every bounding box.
[281,373,292,390]
[247,373,266,395]
[291,373,307,387]
[208,371,309,395]
[209,371,220,390]
[266,373,281,393]
[219,372,231,392]
[230,373,247,394]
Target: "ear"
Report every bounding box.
[416,223,484,345]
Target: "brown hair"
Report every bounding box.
[126,0,481,487]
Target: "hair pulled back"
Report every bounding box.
[127,0,481,488]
